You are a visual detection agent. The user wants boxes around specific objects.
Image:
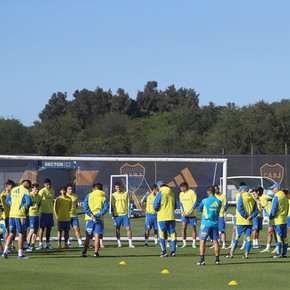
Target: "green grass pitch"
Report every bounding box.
[1,209,289,290]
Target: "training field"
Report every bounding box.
[1,210,289,290]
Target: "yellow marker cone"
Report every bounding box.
[161,269,170,274]
[228,280,238,286]
[119,261,126,265]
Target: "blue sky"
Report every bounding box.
[1,0,290,126]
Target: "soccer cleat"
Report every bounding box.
[224,254,233,258]
[36,245,44,250]
[209,245,214,249]
[273,254,282,258]
[227,244,233,249]
[81,251,87,258]
[181,244,187,248]
[128,244,135,248]
[67,244,72,248]
[196,261,205,266]
[45,244,53,250]
[222,245,226,249]
[26,246,34,252]
[242,255,249,259]
[93,252,100,258]
[144,243,149,247]
[2,253,8,259]
[170,252,176,257]
[215,260,220,265]
[160,252,168,258]
[100,244,105,249]
[240,246,245,250]
[89,244,94,249]
[18,255,29,260]
[252,245,261,249]
[192,244,197,249]
[287,247,290,251]
[271,247,278,254]
[118,244,122,248]
[260,248,270,253]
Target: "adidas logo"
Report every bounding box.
[167,168,198,188]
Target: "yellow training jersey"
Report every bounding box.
[0,190,11,219]
[84,189,107,221]
[215,192,227,217]
[141,193,157,214]
[254,198,263,218]
[179,189,197,217]
[54,195,72,222]
[288,199,290,216]
[68,193,78,217]
[236,192,258,226]
[8,185,32,219]
[39,187,55,214]
[260,194,273,215]
[154,186,175,222]
[270,190,288,225]
[29,192,42,217]
[111,191,129,216]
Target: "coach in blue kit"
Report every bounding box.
[197,185,222,266]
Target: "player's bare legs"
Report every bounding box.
[95,233,100,253]
[46,227,52,244]
[64,230,69,247]
[116,228,121,247]
[57,230,63,248]
[181,222,187,247]
[82,234,92,256]
[192,226,197,248]
[126,226,134,248]
[38,227,44,245]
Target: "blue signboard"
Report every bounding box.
[39,161,76,169]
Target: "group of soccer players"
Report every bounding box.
[0,177,289,264]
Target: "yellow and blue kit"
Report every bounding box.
[84,189,108,235]
[0,219,6,240]
[141,193,157,230]
[68,193,80,227]
[5,185,32,234]
[153,186,176,254]
[28,192,42,230]
[0,190,11,228]
[39,187,55,228]
[54,195,72,231]
[287,199,290,228]
[198,195,222,241]
[252,198,263,232]
[269,190,289,256]
[232,192,258,254]
[111,191,131,228]
[215,192,228,232]
[180,189,198,226]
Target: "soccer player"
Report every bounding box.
[26,183,42,251]
[225,185,258,259]
[111,182,135,248]
[140,184,159,247]
[82,183,109,258]
[269,183,288,258]
[179,182,198,248]
[0,179,16,240]
[260,190,277,253]
[196,185,222,266]
[153,180,177,257]
[54,186,72,248]
[2,180,32,259]
[214,184,228,249]
[38,178,55,250]
[285,189,290,246]
[251,187,263,249]
[66,184,84,248]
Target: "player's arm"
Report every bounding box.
[269,196,278,220]
[237,196,248,219]
[83,193,93,217]
[53,198,59,219]
[198,199,205,212]
[5,193,12,207]
[187,193,198,215]
[140,195,147,212]
[153,191,162,211]
[127,193,130,217]
[248,202,259,220]
[24,193,32,211]
[224,197,229,212]
[96,199,109,218]
[111,195,115,217]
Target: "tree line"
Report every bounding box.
[1,81,290,156]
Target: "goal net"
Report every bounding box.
[0,155,227,240]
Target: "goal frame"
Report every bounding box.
[0,155,228,195]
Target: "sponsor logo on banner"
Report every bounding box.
[167,167,198,188]
[260,163,284,183]
[120,163,146,193]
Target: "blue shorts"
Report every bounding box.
[70,217,79,227]
[114,216,130,228]
[86,220,104,235]
[235,225,252,239]
[181,216,197,227]
[158,220,176,235]
[268,221,273,228]
[58,221,70,231]
[29,216,40,230]
[218,217,226,232]
[40,213,54,228]
[9,217,26,234]
[274,224,287,242]
[145,214,158,230]
[199,224,219,241]
[287,216,290,228]
[252,217,263,231]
